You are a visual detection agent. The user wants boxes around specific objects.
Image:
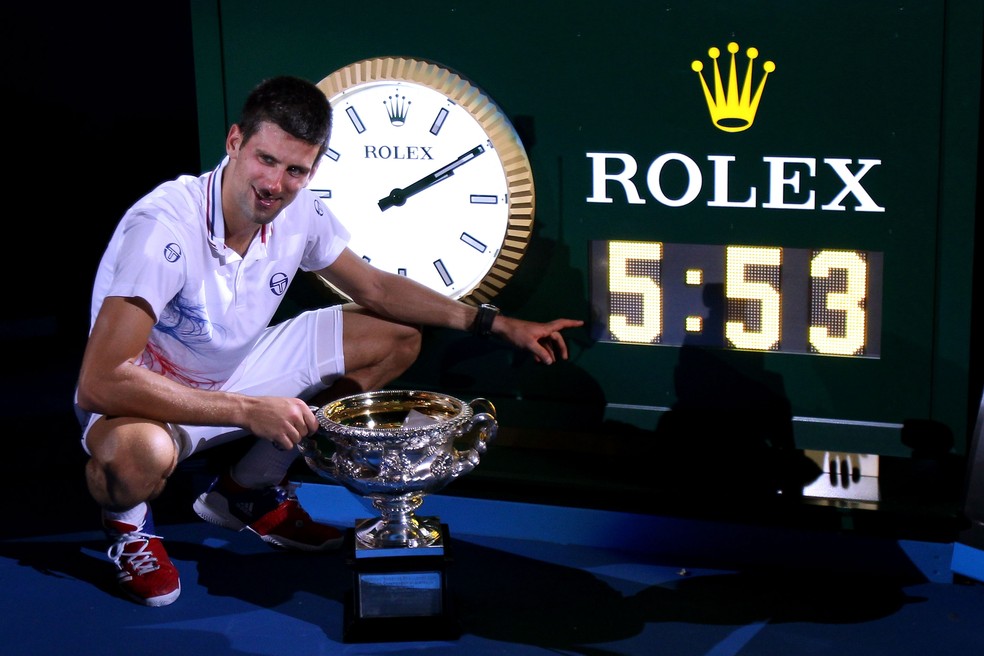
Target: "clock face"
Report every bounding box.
[309,57,534,303]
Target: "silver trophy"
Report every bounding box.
[299,389,497,552]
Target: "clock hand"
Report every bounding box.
[378,144,486,211]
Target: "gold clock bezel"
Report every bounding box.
[314,56,534,305]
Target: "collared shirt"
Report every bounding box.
[89,157,350,388]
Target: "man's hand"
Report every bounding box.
[494,316,584,365]
[243,396,320,451]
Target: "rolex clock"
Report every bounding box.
[308,57,535,304]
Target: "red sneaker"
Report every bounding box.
[193,476,343,551]
[106,528,181,607]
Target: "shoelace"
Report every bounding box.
[106,531,163,575]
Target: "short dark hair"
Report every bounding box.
[237,76,332,161]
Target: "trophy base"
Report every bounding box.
[342,520,460,643]
[354,515,446,555]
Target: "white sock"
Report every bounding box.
[230,439,300,488]
[102,502,148,532]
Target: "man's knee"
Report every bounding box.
[395,323,423,367]
[361,321,421,383]
[85,419,178,507]
[340,310,423,385]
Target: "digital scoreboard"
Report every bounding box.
[192,0,981,462]
[592,241,882,357]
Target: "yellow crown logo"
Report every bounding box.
[692,42,775,133]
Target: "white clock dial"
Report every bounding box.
[311,57,534,304]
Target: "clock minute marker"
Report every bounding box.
[430,107,449,135]
[470,194,498,204]
[378,145,486,211]
[433,259,453,287]
[345,106,366,134]
[460,232,487,253]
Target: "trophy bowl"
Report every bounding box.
[299,389,497,550]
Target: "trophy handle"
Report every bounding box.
[455,398,498,465]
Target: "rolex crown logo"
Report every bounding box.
[692,42,775,133]
[384,92,410,126]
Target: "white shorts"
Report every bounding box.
[77,306,345,462]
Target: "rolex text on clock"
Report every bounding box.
[309,57,535,304]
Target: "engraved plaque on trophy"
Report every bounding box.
[298,390,497,642]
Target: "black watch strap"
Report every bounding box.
[472,303,499,337]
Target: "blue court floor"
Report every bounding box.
[3,481,983,655]
[2,364,982,653]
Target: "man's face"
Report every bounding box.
[224,121,321,226]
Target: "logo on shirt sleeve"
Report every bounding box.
[164,243,182,263]
[269,272,289,296]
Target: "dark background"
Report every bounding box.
[7,2,200,354]
[3,2,201,533]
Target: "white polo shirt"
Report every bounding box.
[89,157,350,389]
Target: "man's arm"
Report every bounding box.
[317,249,583,365]
[76,296,318,448]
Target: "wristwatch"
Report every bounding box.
[472,303,499,337]
[309,56,535,305]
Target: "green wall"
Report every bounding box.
[191,0,981,459]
